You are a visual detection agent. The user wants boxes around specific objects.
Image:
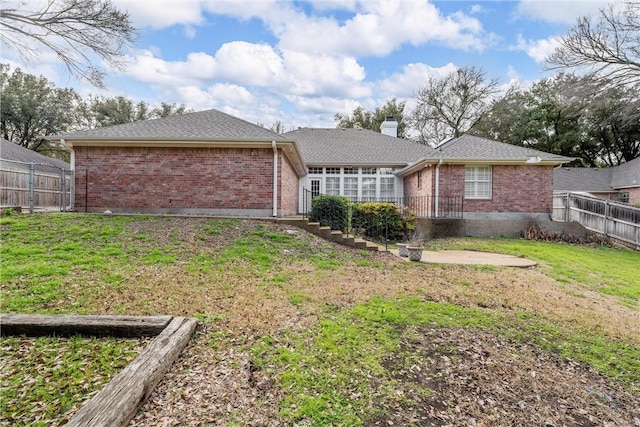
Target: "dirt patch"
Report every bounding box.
[369,326,640,426]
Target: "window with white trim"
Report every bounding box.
[344,167,358,175]
[325,177,340,195]
[465,166,492,199]
[380,177,395,199]
[362,177,377,200]
[326,167,340,174]
[344,177,358,200]
[361,167,377,175]
[619,192,630,203]
[308,167,323,174]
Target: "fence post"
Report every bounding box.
[565,193,570,222]
[28,163,35,213]
[604,199,610,237]
[60,168,66,212]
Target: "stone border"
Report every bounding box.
[0,314,198,427]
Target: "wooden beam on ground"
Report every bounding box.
[66,316,198,427]
[0,314,173,337]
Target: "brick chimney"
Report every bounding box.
[380,116,398,138]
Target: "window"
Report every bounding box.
[362,177,377,200]
[326,167,340,174]
[344,177,358,200]
[465,166,492,199]
[343,167,358,174]
[325,177,340,195]
[310,179,321,197]
[361,167,377,175]
[380,177,395,199]
[379,168,394,175]
[619,192,630,203]
[417,170,423,189]
[308,167,323,174]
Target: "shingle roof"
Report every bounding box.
[1,138,70,170]
[554,157,640,192]
[285,128,435,165]
[553,167,614,192]
[52,109,285,141]
[610,156,640,189]
[436,134,573,162]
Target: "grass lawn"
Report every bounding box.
[1,213,639,426]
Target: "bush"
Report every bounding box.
[352,202,416,242]
[309,195,351,231]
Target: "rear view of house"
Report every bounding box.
[50,109,575,237]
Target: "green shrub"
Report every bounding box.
[309,195,351,231]
[352,202,416,242]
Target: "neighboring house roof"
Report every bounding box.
[610,157,640,189]
[285,127,435,166]
[1,138,70,170]
[555,156,640,192]
[553,167,614,192]
[52,109,287,141]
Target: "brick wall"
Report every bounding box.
[74,146,278,212]
[279,152,298,215]
[439,164,554,213]
[627,186,640,205]
[403,167,433,197]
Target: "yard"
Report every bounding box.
[1,213,639,426]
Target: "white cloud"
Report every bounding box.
[377,62,458,99]
[119,0,204,29]
[513,34,561,63]
[515,0,611,24]
[213,42,285,87]
[275,1,491,56]
[125,41,370,100]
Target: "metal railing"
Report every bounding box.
[302,189,463,219]
[301,188,463,246]
[553,192,640,249]
[1,159,73,213]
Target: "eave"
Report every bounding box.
[395,157,574,177]
[50,137,308,177]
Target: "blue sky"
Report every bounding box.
[1,0,612,130]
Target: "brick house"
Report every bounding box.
[554,157,640,205]
[50,109,573,222]
[50,109,305,216]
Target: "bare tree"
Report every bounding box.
[410,66,500,146]
[0,0,137,87]
[546,2,640,88]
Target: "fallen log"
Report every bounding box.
[0,314,172,337]
[66,316,198,427]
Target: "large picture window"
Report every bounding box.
[465,166,491,199]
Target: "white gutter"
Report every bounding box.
[62,138,75,211]
[434,158,443,218]
[272,141,278,217]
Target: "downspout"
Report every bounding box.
[272,141,278,217]
[62,138,75,211]
[434,158,443,218]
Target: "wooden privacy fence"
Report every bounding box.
[553,192,640,250]
[1,159,73,212]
